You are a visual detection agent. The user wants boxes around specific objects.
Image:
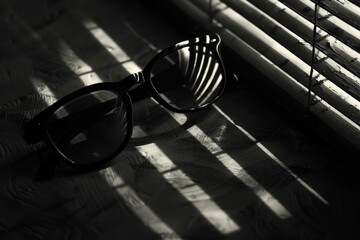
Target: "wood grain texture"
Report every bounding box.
[0,0,359,239]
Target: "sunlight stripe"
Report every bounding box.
[100,167,182,239]
[57,41,104,85]
[197,65,222,105]
[7,9,104,100]
[60,17,182,238]
[196,63,219,101]
[198,74,223,106]
[194,51,212,97]
[31,78,58,105]
[212,104,329,205]
[192,36,211,92]
[136,129,240,234]
[78,13,141,73]
[167,111,292,219]
[193,47,208,94]
[148,97,292,218]
[189,46,200,89]
[189,125,291,219]
[179,48,190,77]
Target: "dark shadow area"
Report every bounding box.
[128,85,339,238]
[1,0,360,239]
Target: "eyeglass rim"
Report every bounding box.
[142,34,226,113]
[46,88,133,168]
[23,33,226,169]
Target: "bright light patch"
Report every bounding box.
[213,104,329,205]
[80,16,142,73]
[136,128,240,234]
[100,167,182,239]
[190,125,291,219]
[31,77,58,105]
[163,107,292,219]
[57,41,103,85]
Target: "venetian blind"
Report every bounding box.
[164,0,360,154]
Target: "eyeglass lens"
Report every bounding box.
[46,90,129,165]
[150,45,224,110]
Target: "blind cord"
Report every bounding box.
[307,0,319,109]
[209,0,213,21]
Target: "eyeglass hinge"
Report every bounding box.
[134,72,145,83]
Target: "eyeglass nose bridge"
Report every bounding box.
[114,71,151,103]
[115,71,146,92]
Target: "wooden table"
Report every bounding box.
[1,0,359,239]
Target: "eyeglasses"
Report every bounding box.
[23,34,227,169]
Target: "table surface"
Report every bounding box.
[0,0,359,239]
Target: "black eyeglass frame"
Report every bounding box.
[23,34,227,169]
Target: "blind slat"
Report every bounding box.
[221,0,360,103]
[281,0,360,52]
[245,0,360,80]
[314,0,360,30]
